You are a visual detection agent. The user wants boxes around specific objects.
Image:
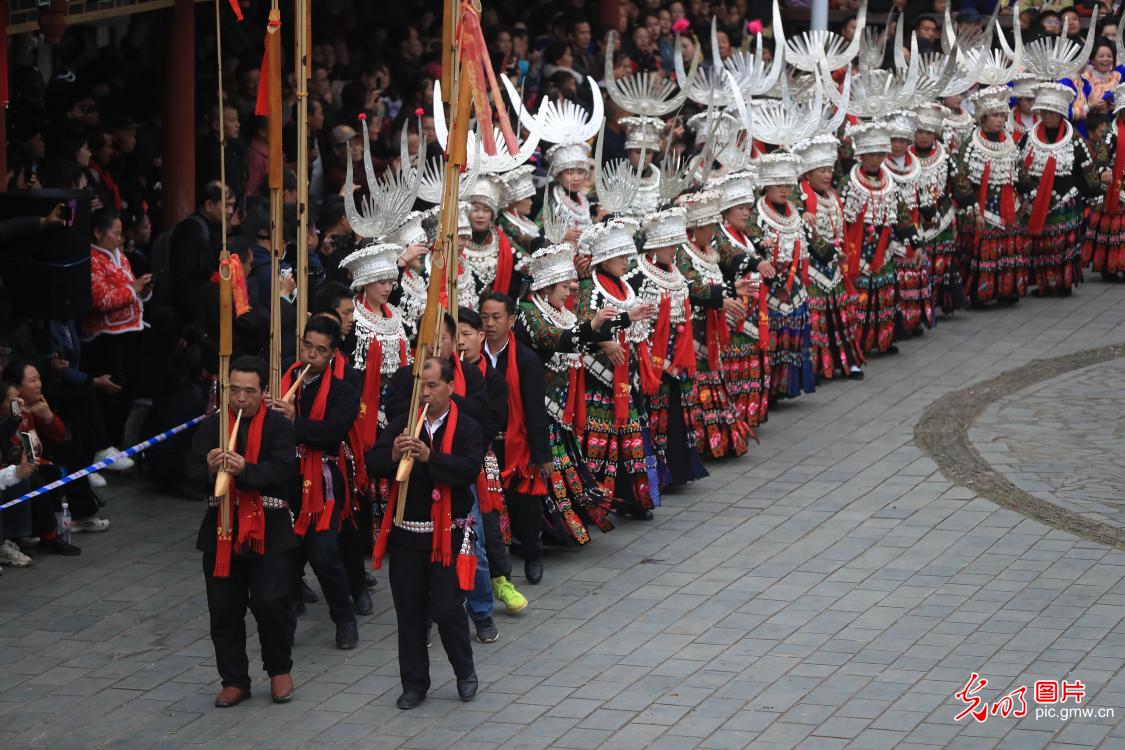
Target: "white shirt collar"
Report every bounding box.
[424,406,451,439]
[484,338,508,367]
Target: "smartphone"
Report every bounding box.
[18,431,36,461]
[10,400,21,418]
[61,201,76,225]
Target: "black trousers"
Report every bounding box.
[388,528,474,694]
[506,491,543,562]
[292,523,355,624]
[203,552,294,690]
[481,508,510,579]
[338,499,373,598]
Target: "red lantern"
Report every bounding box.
[38,0,67,46]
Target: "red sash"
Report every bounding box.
[500,331,546,495]
[213,405,267,577]
[209,255,252,316]
[493,228,514,296]
[284,358,344,535]
[596,271,634,425]
[1026,123,1060,237]
[563,366,587,441]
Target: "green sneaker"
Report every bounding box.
[491,576,528,613]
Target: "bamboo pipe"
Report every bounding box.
[394,403,429,524]
[213,408,244,498]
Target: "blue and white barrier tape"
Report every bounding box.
[0,414,207,510]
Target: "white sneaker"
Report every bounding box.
[87,473,108,488]
[0,539,31,567]
[72,517,111,533]
[94,448,135,472]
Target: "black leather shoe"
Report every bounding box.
[396,690,426,709]
[524,559,543,585]
[335,619,359,650]
[354,590,373,616]
[457,673,479,702]
[365,571,378,589]
[301,578,319,603]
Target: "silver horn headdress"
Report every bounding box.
[593,120,647,216]
[847,32,922,119]
[344,117,423,240]
[605,30,700,116]
[1023,6,1098,83]
[723,0,787,98]
[964,1,1023,86]
[503,73,603,148]
[786,0,867,72]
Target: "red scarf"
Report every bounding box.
[493,228,515,296]
[90,161,122,211]
[1026,123,1060,237]
[643,263,696,394]
[499,331,547,495]
[1106,119,1125,214]
[452,355,467,396]
[355,299,407,452]
[284,358,343,535]
[373,402,474,587]
[213,404,267,577]
[844,180,893,277]
[596,270,634,426]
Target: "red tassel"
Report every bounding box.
[456,552,476,591]
[227,0,244,22]
[213,537,232,578]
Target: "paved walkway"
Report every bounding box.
[2,281,1125,749]
[972,357,1125,533]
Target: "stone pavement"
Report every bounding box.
[2,281,1125,750]
[972,357,1125,533]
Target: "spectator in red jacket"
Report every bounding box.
[79,209,152,448]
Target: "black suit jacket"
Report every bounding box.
[368,409,485,530]
[187,408,298,556]
[488,338,550,466]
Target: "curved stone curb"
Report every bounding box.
[914,342,1125,551]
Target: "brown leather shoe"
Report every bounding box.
[214,685,250,708]
[271,673,295,703]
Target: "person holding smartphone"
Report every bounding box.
[79,208,153,455]
[0,381,37,570]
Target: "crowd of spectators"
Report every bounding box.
[0,0,1120,568]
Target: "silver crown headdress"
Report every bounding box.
[528,242,577,291]
[785,0,866,72]
[386,210,427,248]
[461,173,506,215]
[341,242,402,290]
[642,206,690,250]
[605,31,700,116]
[676,189,724,228]
[968,85,1012,120]
[1023,7,1098,83]
[344,118,423,241]
[501,165,537,205]
[581,218,640,266]
[715,171,756,212]
[848,120,892,156]
[742,68,834,150]
[793,135,840,174]
[1031,82,1076,117]
[885,109,919,140]
[913,102,949,135]
[756,151,802,188]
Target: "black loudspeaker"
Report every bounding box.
[0,189,92,320]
